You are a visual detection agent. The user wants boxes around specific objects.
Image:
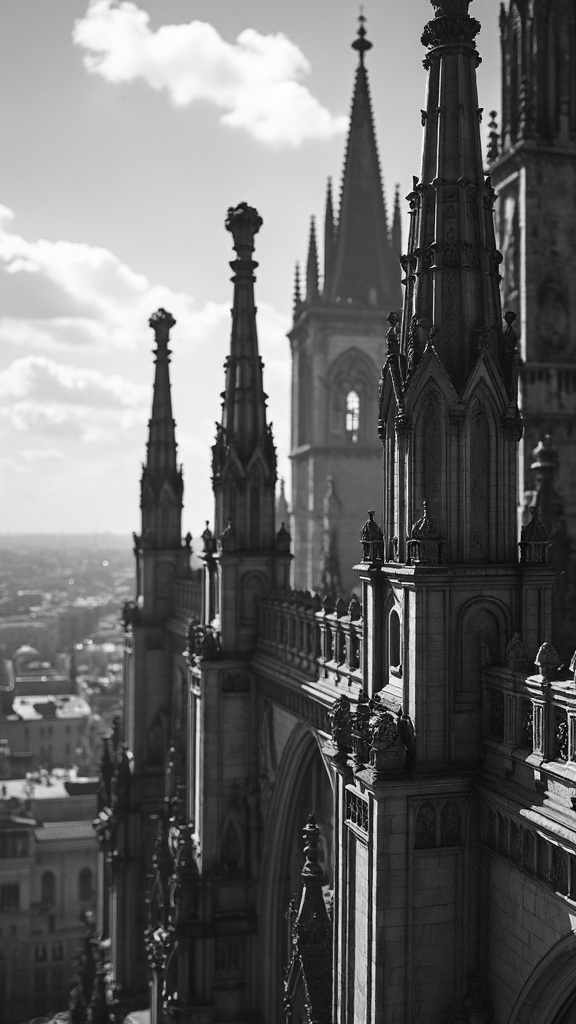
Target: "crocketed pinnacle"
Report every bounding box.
[326,17,395,308]
[140,309,183,548]
[220,202,271,464]
[399,0,504,390]
[323,177,335,289]
[146,309,178,480]
[306,216,319,301]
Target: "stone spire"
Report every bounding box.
[217,203,273,466]
[140,309,183,550]
[212,202,277,547]
[306,216,319,302]
[326,15,396,309]
[284,815,332,1024]
[399,0,505,391]
[323,177,335,296]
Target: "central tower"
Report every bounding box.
[289,18,402,596]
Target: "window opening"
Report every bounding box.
[345,390,360,443]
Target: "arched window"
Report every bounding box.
[41,871,56,907]
[345,390,360,443]
[78,867,93,903]
[389,609,402,677]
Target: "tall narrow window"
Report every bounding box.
[389,609,402,677]
[345,390,360,443]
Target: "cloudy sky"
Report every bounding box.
[0,0,499,536]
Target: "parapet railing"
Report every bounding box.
[258,590,363,690]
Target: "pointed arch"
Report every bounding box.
[257,722,334,1024]
[456,596,510,706]
[326,347,380,445]
[412,383,447,530]
[465,382,501,562]
[509,932,576,1024]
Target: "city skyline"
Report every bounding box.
[0,0,499,535]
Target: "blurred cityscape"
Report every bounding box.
[0,535,132,1021]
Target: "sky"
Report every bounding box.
[0,0,500,537]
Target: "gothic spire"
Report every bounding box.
[212,202,277,549]
[219,203,272,464]
[140,309,183,549]
[306,216,319,302]
[323,177,335,295]
[326,15,394,308]
[399,0,505,390]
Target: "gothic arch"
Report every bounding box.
[456,596,510,704]
[326,347,379,445]
[257,722,334,1024]
[508,932,576,1024]
[465,386,500,562]
[412,384,447,529]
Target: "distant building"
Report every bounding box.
[0,773,97,1023]
[2,694,91,772]
[12,645,73,697]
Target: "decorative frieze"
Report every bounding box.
[345,788,369,838]
[414,797,465,849]
[481,805,574,900]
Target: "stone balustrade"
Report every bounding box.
[483,656,576,781]
[258,589,363,689]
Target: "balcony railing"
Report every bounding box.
[258,590,363,690]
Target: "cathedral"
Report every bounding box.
[90,3,576,1024]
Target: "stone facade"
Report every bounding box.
[93,4,576,1024]
[489,0,576,660]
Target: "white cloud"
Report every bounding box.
[73,2,347,147]
[0,205,203,352]
[0,355,149,442]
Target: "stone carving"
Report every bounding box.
[441,801,462,846]
[415,802,436,849]
[351,690,372,767]
[553,709,569,762]
[534,640,562,681]
[328,695,353,761]
[360,510,384,563]
[519,507,549,564]
[407,501,446,565]
[520,700,533,751]
[186,622,221,663]
[505,633,530,672]
[284,815,332,1024]
[346,790,369,833]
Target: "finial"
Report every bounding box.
[352,11,372,64]
[422,1,480,53]
[225,202,262,258]
[149,308,176,347]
